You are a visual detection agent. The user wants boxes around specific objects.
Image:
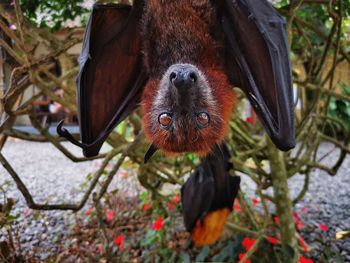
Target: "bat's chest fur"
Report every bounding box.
[142,0,222,77]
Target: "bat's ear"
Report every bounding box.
[57,1,148,157]
[221,0,295,151]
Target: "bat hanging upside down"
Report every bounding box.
[141,0,235,156]
[58,0,295,247]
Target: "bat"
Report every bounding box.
[181,144,240,247]
[57,0,295,157]
[56,0,295,246]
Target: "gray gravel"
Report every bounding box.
[0,138,142,260]
[0,139,349,260]
[239,142,350,259]
[289,144,350,259]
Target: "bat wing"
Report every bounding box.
[181,145,240,233]
[57,1,148,157]
[219,0,295,151]
[209,145,241,212]
[181,162,215,232]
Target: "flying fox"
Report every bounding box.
[58,0,295,246]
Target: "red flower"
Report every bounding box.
[242,237,256,251]
[319,223,328,231]
[297,233,308,252]
[293,211,301,221]
[106,210,115,222]
[97,244,103,254]
[301,207,308,213]
[119,170,129,178]
[252,198,260,206]
[233,200,242,212]
[274,216,279,225]
[152,217,164,231]
[296,221,304,230]
[293,211,304,229]
[114,234,125,250]
[22,208,33,218]
[168,203,175,210]
[246,117,253,124]
[84,207,94,216]
[238,253,251,263]
[142,203,151,211]
[299,256,313,263]
[266,236,279,245]
[172,195,180,203]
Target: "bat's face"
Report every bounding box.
[142,63,234,155]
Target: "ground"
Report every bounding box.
[0,138,349,261]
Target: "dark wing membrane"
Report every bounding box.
[181,163,215,232]
[181,144,240,232]
[57,1,148,157]
[220,0,295,151]
[209,145,241,211]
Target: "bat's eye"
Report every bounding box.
[158,112,173,128]
[196,112,210,128]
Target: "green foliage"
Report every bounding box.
[296,5,329,25]
[328,83,350,133]
[0,180,17,224]
[342,0,350,18]
[0,181,23,262]
[19,0,90,31]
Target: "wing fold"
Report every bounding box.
[57,1,148,157]
[221,0,295,151]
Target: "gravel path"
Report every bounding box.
[0,139,349,261]
[0,138,142,260]
[239,142,350,260]
[288,144,350,260]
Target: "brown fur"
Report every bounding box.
[142,0,222,76]
[142,70,234,155]
[141,0,235,155]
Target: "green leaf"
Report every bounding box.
[33,212,40,220]
[340,82,350,96]
[20,0,91,31]
[195,246,210,262]
[212,241,236,261]
[141,230,158,246]
[139,191,148,203]
[180,252,191,263]
[280,244,295,260]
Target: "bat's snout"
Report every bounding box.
[170,68,198,90]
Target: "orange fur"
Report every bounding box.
[141,73,235,155]
[141,0,235,155]
[191,208,231,247]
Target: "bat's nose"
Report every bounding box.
[170,69,197,89]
